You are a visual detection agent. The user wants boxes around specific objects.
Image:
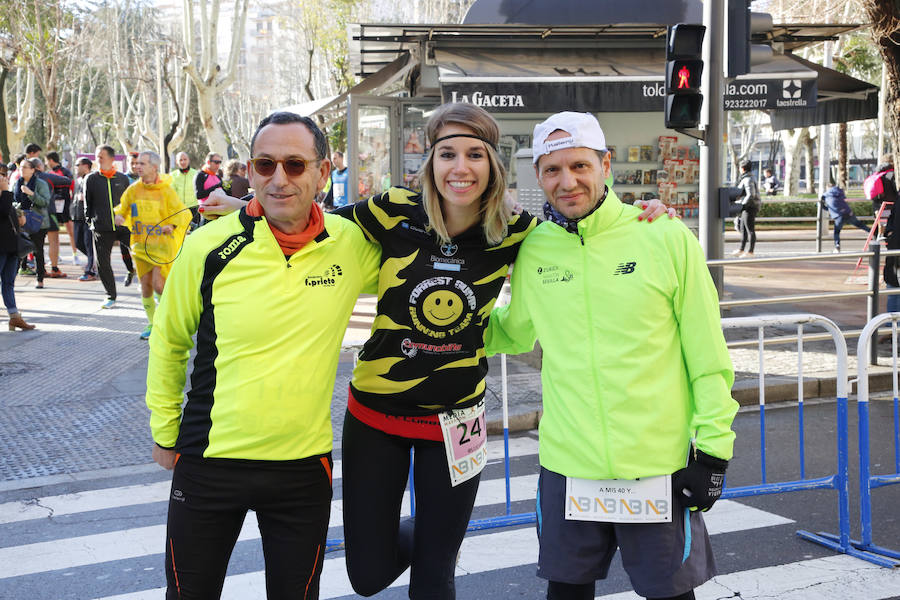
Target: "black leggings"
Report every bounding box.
[738,206,757,253]
[27,229,47,282]
[93,227,134,300]
[548,581,695,600]
[165,453,333,600]
[341,410,481,599]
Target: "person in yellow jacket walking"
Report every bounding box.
[115,151,190,340]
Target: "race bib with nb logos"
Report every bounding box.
[439,400,487,487]
[565,475,672,523]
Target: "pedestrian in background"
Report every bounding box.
[762,167,779,196]
[171,152,200,228]
[85,144,136,309]
[114,151,189,340]
[43,152,75,276]
[823,183,869,253]
[194,152,224,205]
[222,159,250,199]
[878,155,900,314]
[0,172,35,330]
[14,158,53,289]
[71,157,97,281]
[732,161,760,258]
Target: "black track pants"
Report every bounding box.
[164,453,333,600]
[341,410,481,599]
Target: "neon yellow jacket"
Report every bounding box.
[115,174,190,265]
[146,209,381,459]
[485,190,737,480]
[170,167,199,208]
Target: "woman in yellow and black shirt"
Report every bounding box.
[333,103,536,598]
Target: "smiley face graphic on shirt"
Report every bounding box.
[408,276,476,338]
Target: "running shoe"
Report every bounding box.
[101,299,116,309]
[35,281,44,289]
[48,267,67,278]
[78,273,97,281]
[19,267,36,276]
[139,325,152,340]
[124,271,135,287]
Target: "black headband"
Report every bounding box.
[431,133,497,151]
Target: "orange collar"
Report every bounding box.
[100,166,117,178]
[246,198,324,256]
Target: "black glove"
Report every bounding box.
[672,448,728,511]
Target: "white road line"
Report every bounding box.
[0,473,540,578]
[90,500,790,600]
[595,554,900,600]
[0,436,540,525]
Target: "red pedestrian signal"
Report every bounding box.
[678,65,691,89]
[665,24,705,129]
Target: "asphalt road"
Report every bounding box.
[1,399,899,599]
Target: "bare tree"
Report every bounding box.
[181,0,250,156]
[726,111,765,183]
[859,0,900,158]
[221,90,270,160]
[15,0,80,149]
[3,66,35,157]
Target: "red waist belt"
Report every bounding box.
[347,390,443,441]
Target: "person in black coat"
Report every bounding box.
[0,171,36,330]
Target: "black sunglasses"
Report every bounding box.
[249,157,317,177]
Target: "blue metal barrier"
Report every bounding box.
[851,314,900,566]
[719,314,884,565]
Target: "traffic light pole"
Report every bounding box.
[699,0,725,294]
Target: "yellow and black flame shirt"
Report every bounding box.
[335,187,538,416]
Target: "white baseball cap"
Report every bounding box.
[532,112,607,164]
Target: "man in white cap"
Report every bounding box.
[485,112,738,600]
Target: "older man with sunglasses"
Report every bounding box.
[146,112,381,599]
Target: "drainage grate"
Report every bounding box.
[0,362,38,377]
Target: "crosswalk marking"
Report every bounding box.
[92,502,794,600]
[0,436,540,526]
[595,554,900,600]
[3,439,834,600]
[0,473,539,578]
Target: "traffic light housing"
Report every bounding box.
[725,0,774,78]
[718,187,743,219]
[665,24,706,130]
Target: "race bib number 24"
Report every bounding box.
[439,400,487,487]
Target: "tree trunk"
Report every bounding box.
[837,122,848,189]
[803,129,815,193]
[864,2,900,159]
[783,128,806,197]
[0,68,9,162]
[196,84,228,157]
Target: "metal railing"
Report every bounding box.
[719,314,881,566]
[711,248,900,364]
[851,314,900,566]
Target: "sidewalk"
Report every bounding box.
[1,235,897,486]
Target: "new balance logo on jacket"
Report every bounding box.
[614,261,636,275]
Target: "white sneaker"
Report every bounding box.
[71,254,80,265]
[730,249,743,256]
[739,251,754,258]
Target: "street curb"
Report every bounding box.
[487,410,542,435]
[732,366,898,405]
[486,367,899,433]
